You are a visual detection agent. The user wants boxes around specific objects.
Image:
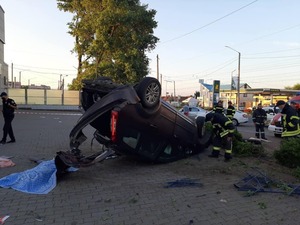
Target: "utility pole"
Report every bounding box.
[11,63,13,88]
[225,46,241,109]
[160,74,163,90]
[19,71,22,85]
[173,81,176,100]
[156,54,159,81]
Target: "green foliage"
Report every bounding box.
[258,202,267,209]
[274,138,300,168]
[232,130,265,157]
[292,167,300,179]
[205,122,213,131]
[284,83,300,90]
[57,0,159,90]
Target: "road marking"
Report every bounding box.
[15,111,82,116]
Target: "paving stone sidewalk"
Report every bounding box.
[0,110,299,225]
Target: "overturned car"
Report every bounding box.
[58,77,211,168]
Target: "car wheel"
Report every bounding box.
[274,133,281,138]
[196,116,205,138]
[136,77,161,108]
[232,119,239,126]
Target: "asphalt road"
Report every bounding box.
[235,117,281,149]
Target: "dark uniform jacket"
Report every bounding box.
[2,98,17,118]
[226,105,236,119]
[281,104,300,137]
[252,108,267,125]
[213,104,224,114]
[211,113,235,138]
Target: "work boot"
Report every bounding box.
[208,154,219,158]
[224,153,232,162]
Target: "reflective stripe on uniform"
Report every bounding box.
[225,149,232,154]
[220,130,229,137]
[213,146,221,151]
[282,129,300,137]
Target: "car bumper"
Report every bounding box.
[268,125,283,134]
[69,85,140,150]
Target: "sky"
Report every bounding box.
[0,0,299,96]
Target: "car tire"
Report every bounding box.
[81,77,120,111]
[196,116,205,138]
[136,77,161,109]
[232,118,239,126]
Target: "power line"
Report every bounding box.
[245,47,300,55]
[14,64,77,72]
[244,55,300,59]
[162,0,259,43]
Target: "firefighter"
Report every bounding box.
[276,100,300,138]
[205,112,235,161]
[252,103,267,140]
[226,101,236,120]
[213,100,224,114]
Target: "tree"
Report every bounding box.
[284,83,300,90]
[57,0,159,90]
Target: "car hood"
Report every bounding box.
[69,85,140,150]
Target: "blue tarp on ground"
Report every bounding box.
[0,159,57,194]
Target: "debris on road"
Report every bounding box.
[0,157,15,168]
[0,215,10,224]
[164,178,203,188]
[234,167,300,196]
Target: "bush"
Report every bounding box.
[274,138,300,168]
[232,130,265,157]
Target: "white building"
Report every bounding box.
[0,6,8,92]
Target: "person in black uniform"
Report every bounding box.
[276,100,300,138]
[252,103,267,140]
[205,112,235,161]
[226,101,236,120]
[0,92,17,144]
[213,100,224,114]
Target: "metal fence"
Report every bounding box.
[7,89,80,106]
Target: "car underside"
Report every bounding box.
[55,76,211,172]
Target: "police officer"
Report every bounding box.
[226,101,236,120]
[252,103,267,140]
[205,112,235,161]
[213,100,224,114]
[0,92,17,144]
[276,100,300,138]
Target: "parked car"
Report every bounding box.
[179,106,207,121]
[268,113,282,137]
[262,106,279,127]
[289,95,300,115]
[231,110,249,126]
[195,110,248,126]
[66,76,211,165]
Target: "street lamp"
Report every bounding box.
[60,74,68,105]
[225,46,241,109]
